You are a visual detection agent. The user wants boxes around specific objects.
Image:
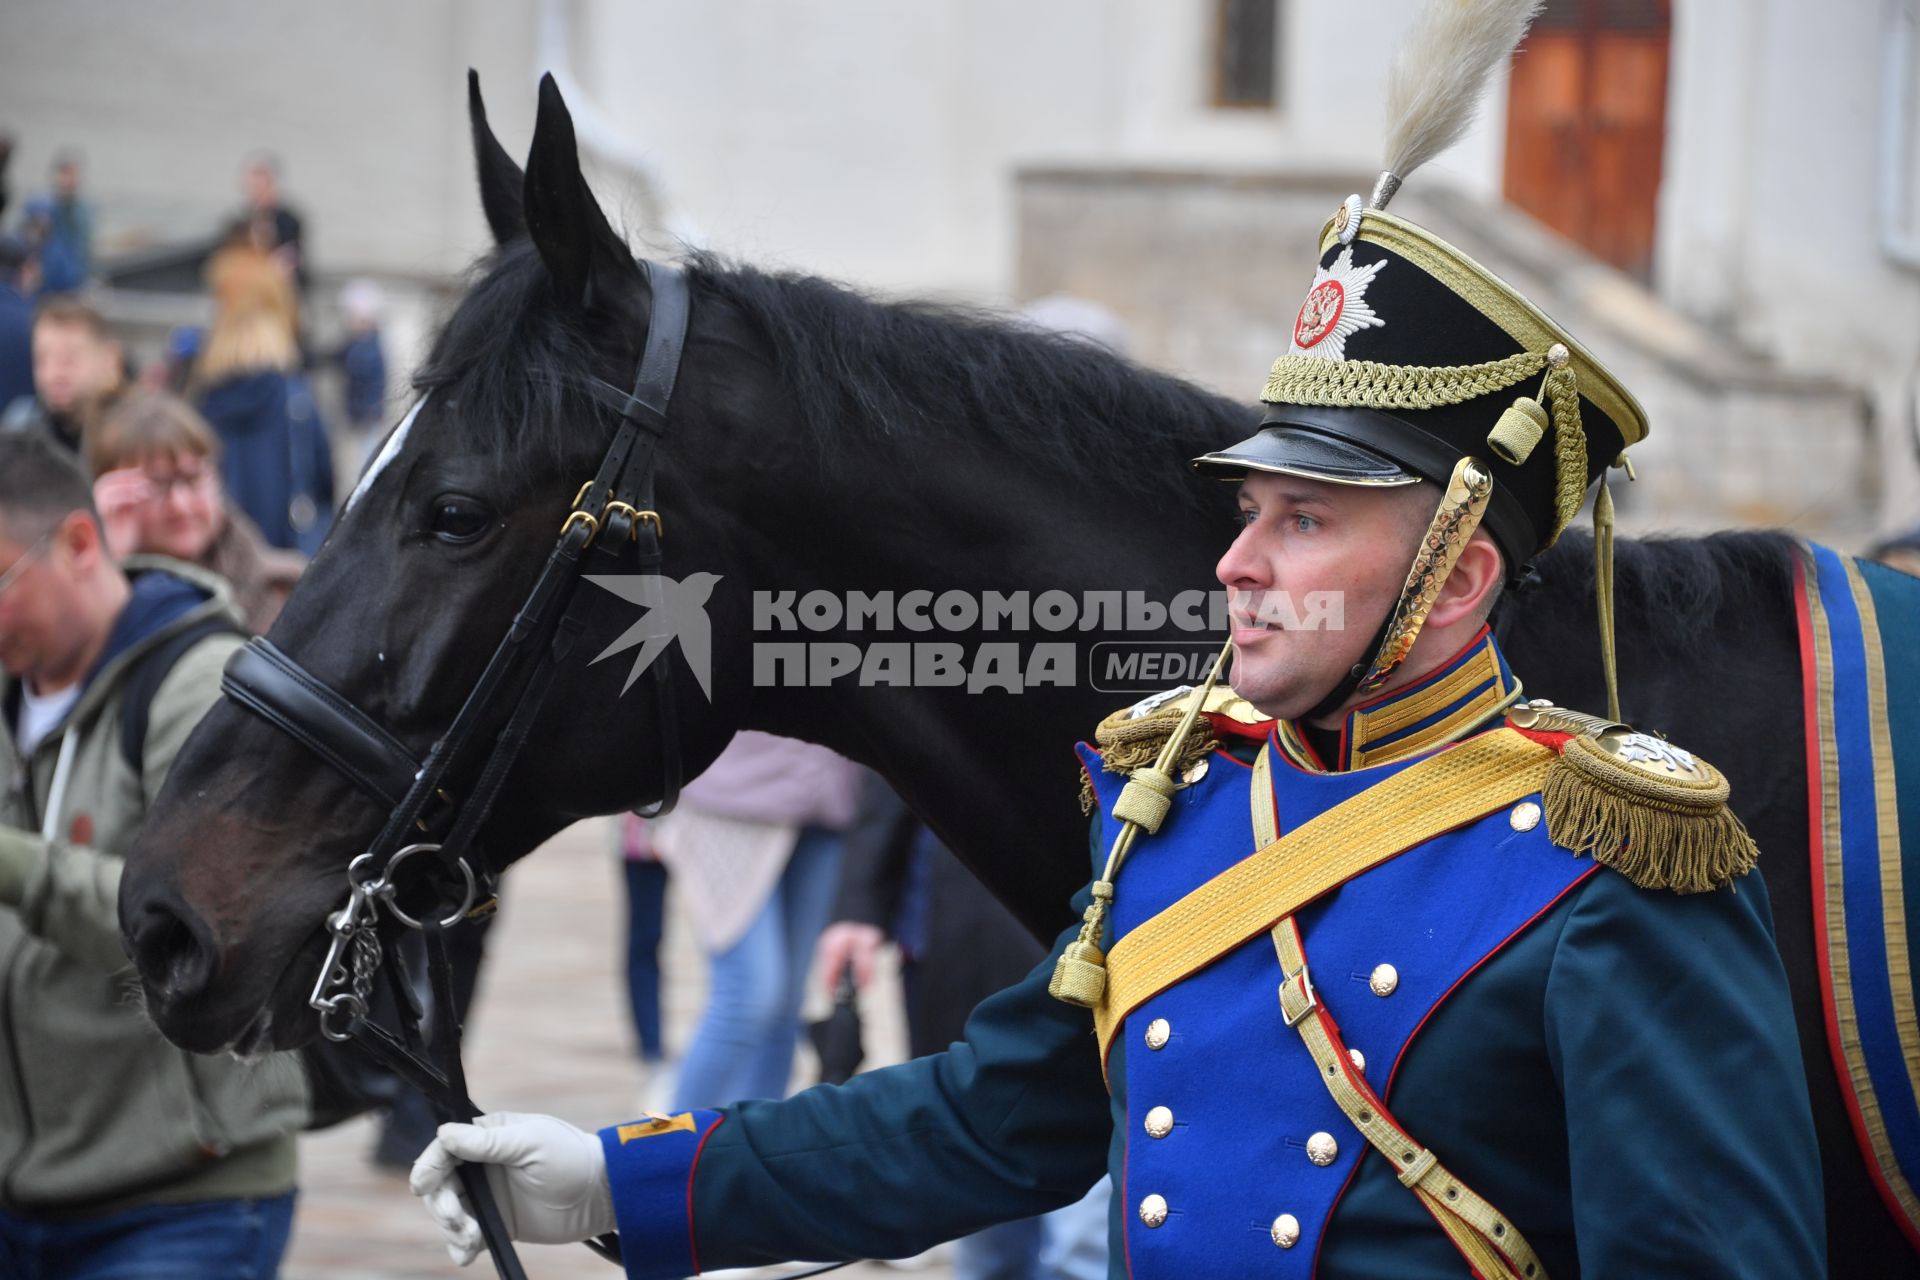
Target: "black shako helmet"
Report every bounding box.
[1195,197,1647,582]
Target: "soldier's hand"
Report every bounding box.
[409,1112,614,1266]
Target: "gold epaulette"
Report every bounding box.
[1078,685,1268,816]
[1505,700,1758,893]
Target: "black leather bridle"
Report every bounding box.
[218,261,694,1278]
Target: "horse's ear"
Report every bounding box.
[468,69,525,245]
[523,72,637,310]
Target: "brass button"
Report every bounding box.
[1348,1047,1366,1073]
[1509,800,1542,832]
[1144,1105,1174,1139]
[1144,1018,1171,1050]
[1270,1213,1301,1248]
[1306,1132,1339,1166]
[1369,963,1399,997]
[1138,1193,1169,1228]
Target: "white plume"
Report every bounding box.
[1383,0,1543,184]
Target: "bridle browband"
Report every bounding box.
[218,260,694,1278]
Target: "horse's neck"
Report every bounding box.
[723,431,1229,932]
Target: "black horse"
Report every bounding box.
[119,75,1914,1271]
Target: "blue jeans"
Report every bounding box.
[952,1177,1110,1280]
[672,825,844,1109]
[0,1193,296,1280]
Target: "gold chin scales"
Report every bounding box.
[1506,702,1758,893]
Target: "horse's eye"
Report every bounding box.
[429,496,493,544]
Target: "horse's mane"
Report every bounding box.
[1502,527,1800,658]
[412,239,1259,509]
[684,252,1259,507]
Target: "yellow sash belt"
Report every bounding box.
[1092,727,1554,1066]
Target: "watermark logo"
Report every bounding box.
[588,581,1343,698]
[1088,642,1234,693]
[586,573,722,698]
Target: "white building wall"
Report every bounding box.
[0,0,1506,297]
[1661,0,1920,529]
[573,0,1504,296]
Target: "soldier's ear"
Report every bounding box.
[1429,532,1505,629]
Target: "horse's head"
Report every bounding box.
[120,74,750,1054]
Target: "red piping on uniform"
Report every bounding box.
[1204,710,1274,743]
[1308,862,1600,1268]
[686,1114,724,1275]
[1208,744,1254,771]
[1381,866,1599,1100]
[1506,725,1574,753]
[1305,988,1424,1279]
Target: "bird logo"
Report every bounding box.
[584,572,722,700]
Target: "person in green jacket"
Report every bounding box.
[0,431,307,1278]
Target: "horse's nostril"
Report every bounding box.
[130,900,216,1002]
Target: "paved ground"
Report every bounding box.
[284,816,945,1280]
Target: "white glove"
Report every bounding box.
[409,1112,616,1267]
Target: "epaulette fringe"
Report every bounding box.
[1512,705,1758,894]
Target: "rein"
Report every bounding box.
[219,261,693,1278]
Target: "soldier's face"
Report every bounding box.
[1216,472,1425,723]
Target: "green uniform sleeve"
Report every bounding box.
[683,902,1110,1271]
[1547,870,1825,1276]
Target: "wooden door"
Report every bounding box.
[1503,0,1670,280]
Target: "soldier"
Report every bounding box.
[411,4,1824,1275]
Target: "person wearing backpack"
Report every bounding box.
[0,432,307,1279]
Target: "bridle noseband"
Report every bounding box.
[217,260,694,1277]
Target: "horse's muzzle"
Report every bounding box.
[122,884,219,1012]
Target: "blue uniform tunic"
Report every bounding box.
[600,633,1823,1278]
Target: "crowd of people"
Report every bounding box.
[0,142,386,569]
[0,137,390,1279]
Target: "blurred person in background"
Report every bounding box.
[819,777,1110,1280]
[330,277,389,466]
[1868,525,1920,577]
[87,390,305,633]
[653,732,861,1110]
[192,243,333,555]
[137,326,203,397]
[619,813,671,1100]
[20,151,91,296]
[0,433,307,1279]
[0,235,34,413]
[233,153,305,294]
[1,297,125,454]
